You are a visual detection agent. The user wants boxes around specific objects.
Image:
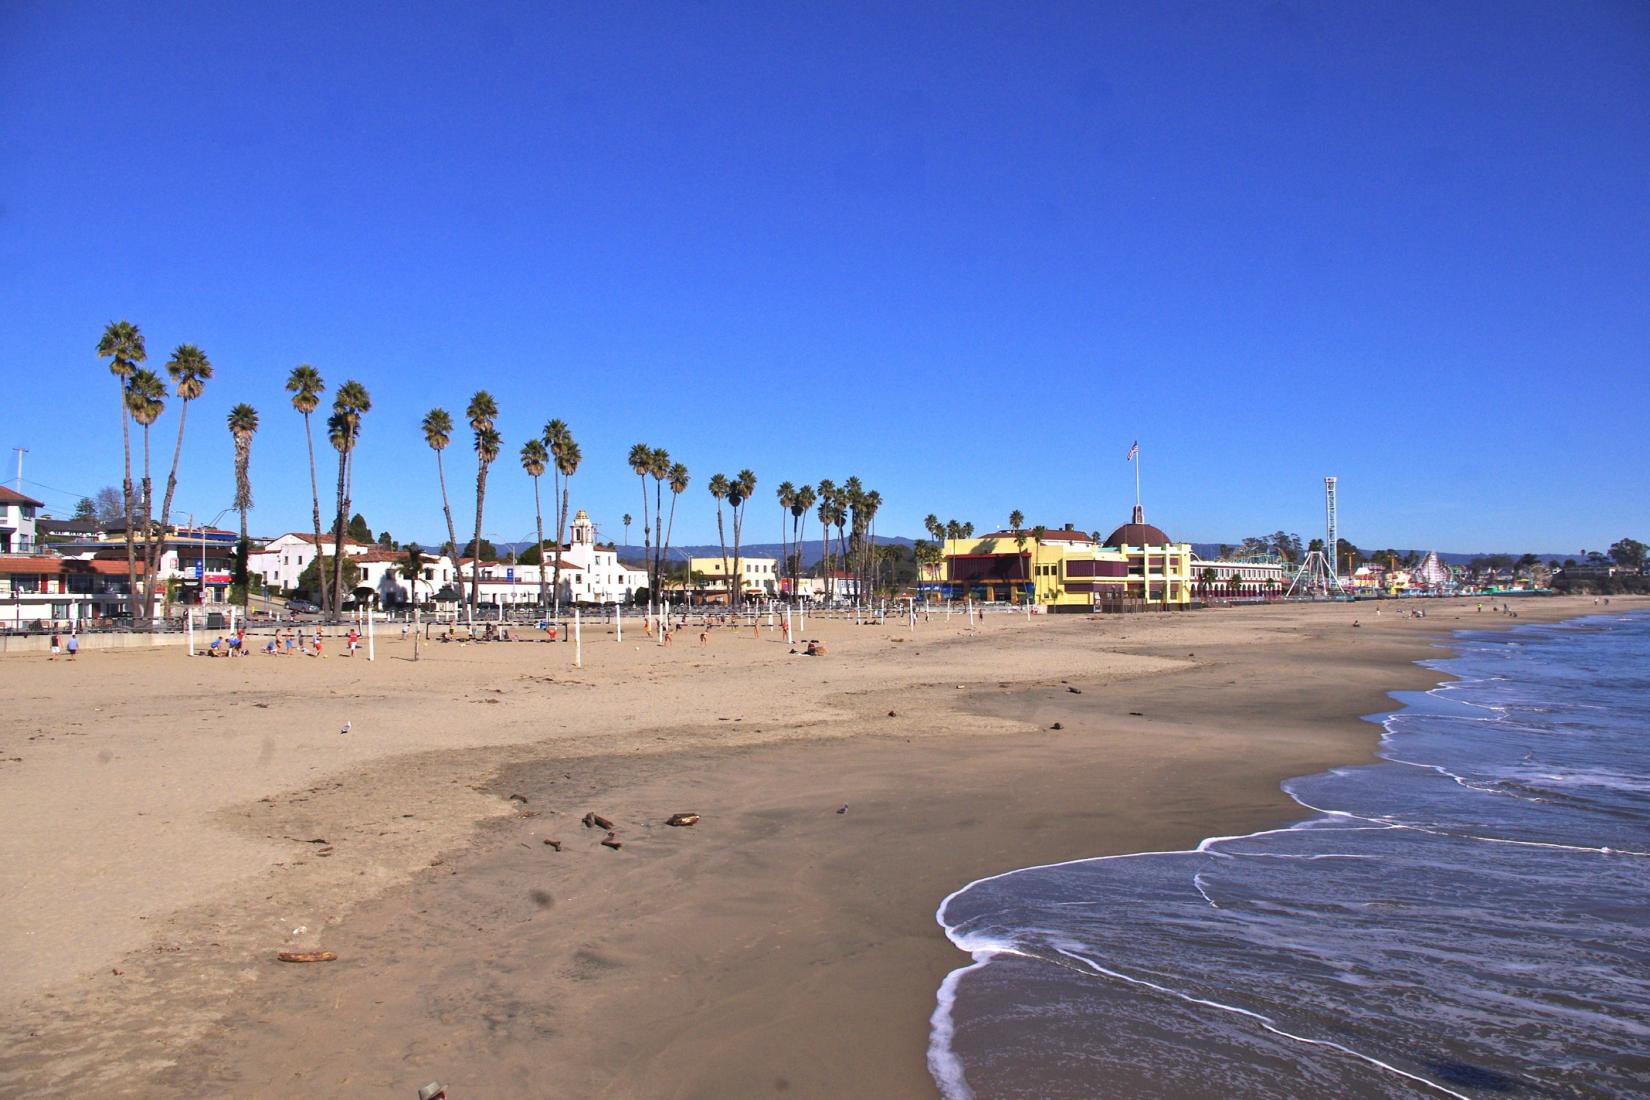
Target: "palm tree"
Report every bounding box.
[125,369,166,576]
[227,403,259,612]
[647,448,670,598]
[465,390,499,619]
[421,408,463,608]
[329,380,371,614]
[552,436,582,617]
[775,482,796,599]
[542,420,571,610]
[623,513,632,549]
[98,321,146,623]
[815,479,836,603]
[144,344,213,622]
[286,365,328,614]
[729,468,756,609]
[400,544,425,660]
[790,484,815,602]
[520,438,549,608]
[662,462,689,592]
[708,473,732,605]
[628,444,653,599]
[862,488,883,597]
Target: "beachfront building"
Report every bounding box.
[940,524,1132,610]
[0,486,42,554]
[688,555,781,602]
[1099,509,1194,608]
[0,555,146,627]
[1190,554,1287,600]
[552,511,647,604]
[67,524,239,607]
[248,532,376,594]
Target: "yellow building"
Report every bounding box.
[688,556,779,601]
[940,525,1130,610]
[938,510,1194,611]
[1101,508,1194,608]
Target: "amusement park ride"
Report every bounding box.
[1285,476,1350,600]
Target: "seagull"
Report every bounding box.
[836,804,848,815]
[339,721,352,735]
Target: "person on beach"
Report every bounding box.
[346,628,359,656]
[208,636,224,657]
[699,629,709,646]
[66,633,78,660]
[312,635,325,657]
[50,632,60,660]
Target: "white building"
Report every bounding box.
[0,486,41,554]
[249,532,375,594]
[1190,555,1286,597]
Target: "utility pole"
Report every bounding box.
[11,446,26,493]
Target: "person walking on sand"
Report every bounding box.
[49,632,60,660]
[699,628,709,646]
[66,633,78,660]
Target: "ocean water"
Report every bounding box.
[931,612,1650,1099]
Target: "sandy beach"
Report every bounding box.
[1,594,1635,1097]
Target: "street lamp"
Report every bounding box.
[188,508,234,607]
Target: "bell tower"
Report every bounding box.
[570,509,595,547]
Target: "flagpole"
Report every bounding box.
[1134,446,1141,512]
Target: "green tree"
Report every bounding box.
[98,320,146,623]
[400,543,426,661]
[816,481,837,603]
[521,437,549,607]
[622,513,632,549]
[125,367,166,619]
[548,424,582,616]
[329,380,372,614]
[150,344,213,624]
[347,513,373,542]
[708,473,732,604]
[730,468,756,608]
[776,481,797,599]
[298,552,359,597]
[790,483,816,600]
[464,391,499,619]
[421,407,463,615]
[72,497,96,521]
[227,403,259,611]
[1609,538,1647,570]
[285,364,329,614]
[661,461,689,599]
[628,443,655,599]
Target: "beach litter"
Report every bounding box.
[1050,722,1064,730]
[836,804,848,814]
[665,813,700,827]
[277,951,337,963]
[1067,687,1082,694]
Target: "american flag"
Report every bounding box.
[1126,441,1139,462]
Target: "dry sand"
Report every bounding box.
[1,595,1634,1097]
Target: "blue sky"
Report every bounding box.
[3,1,1646,554]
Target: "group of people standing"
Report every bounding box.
[47,632,79,660]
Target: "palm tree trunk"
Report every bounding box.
[151,399,190,626]
[821,520,830,604]
[731,505,742,612]
[117,385,140,625]
[777,505,787,603]
[639,476,652,601]
[716,505,730,608]
[302,411,327,616]
[553,481,570,618]
[435,450,460,609]
[331,448,348,615]
[469,463,489,619]
[653,481,664,603]
[533,474,547,610]
[140,427,153,623]
[335,446,355,613]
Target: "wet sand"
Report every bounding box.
[1,595,1629,1097]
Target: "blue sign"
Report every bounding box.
[506,567,515,582]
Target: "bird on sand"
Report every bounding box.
[339,721,352,735]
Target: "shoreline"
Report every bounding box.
[1,596,1636,1097]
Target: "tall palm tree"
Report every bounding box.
[227,403,259,612]
[400,543,425,660]
[708,473,731,605]
[520,438,549,608]
[775,481,796,599]
[623,513,632,550]
[729,468,756,609]
[145,344,212,622]
[125,369,165,617]
[98,321,146,623]
[465,390,499,619]
[552,437,582,616]
[661,462,689,598]
[286,365,328,614]
[330,380,372,613]
[863,488,883,596]
[420,408,462,604]
[791,483,815,601]
[628,443,653,599]
[816,479,836,603]
[649,447,670,598]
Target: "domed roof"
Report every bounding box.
[1104,507,1171,547]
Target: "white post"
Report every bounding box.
[767,605,774,632]
[367,605,375,661]
[615,599,622,641]
[575,607,582,668]
[187,609,195,656]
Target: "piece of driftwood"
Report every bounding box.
[543,839,563,851]
[1067,686,1082,694]
[583,812,614,830]
[1050,722,1064,730]
[277,951,337,963]
[665,813,700,827]
[601,835,623,850]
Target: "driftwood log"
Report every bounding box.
[582,812,614,830]
[665,813,700,827]
[277,951,338,963]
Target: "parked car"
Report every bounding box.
[286,599,320,613]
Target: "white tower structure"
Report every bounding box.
[1286,476,1347,599]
